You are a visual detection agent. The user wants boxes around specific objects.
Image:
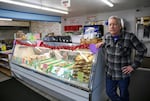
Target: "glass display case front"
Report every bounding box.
[11,40,95,90]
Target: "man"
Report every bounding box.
[96,16,147,101]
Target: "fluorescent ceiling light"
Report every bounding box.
[0,18,12,21]
[101,0,114,7]
[0,0,68,14]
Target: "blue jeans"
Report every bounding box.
[106,76,130,101]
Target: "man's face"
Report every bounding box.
[108,18,121,36]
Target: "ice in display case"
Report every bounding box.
[10,40,107,101]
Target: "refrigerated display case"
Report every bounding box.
[10,40,107,101]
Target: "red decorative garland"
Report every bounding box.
[15,40,89,50]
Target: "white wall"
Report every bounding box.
[30,21,61,38]
[95,10,135,34]
[62,7,150,34]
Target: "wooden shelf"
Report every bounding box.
[0,58,9,62]
[0,67,11,76]
[0,52,12,76]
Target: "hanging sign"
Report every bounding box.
[61,0,71,7]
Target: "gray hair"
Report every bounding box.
[108,16,122,26]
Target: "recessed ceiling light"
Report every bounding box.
[101,0,114,7]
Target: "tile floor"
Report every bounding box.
[18,78,59,101]
[0,72,59,101]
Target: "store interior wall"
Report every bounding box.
[0,20,30,40]
[0,8,62,42]
[1,7,150,48]
[0,28,29,40]
[62,7,150,35]
[0,20,61,50]
[0,21,61,39]
[30,21,61,38]
[62,7,150,57]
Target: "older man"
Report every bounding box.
[96,16,147,101]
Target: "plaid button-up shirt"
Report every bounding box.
[103,31,147,80]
